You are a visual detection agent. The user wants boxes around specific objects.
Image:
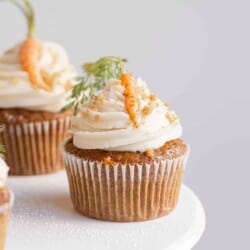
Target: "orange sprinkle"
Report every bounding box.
[120,73,139,128]
[20,38,52,91]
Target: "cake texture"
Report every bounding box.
[62,71,189,222]
[63,138,188,221]
[0,40,76,175]
[0,108,72,175]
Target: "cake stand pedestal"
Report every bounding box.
[6,172,205,250]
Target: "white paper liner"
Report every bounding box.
[0,117,71,175]
[62,145,190,222]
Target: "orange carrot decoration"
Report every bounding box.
[6,0,51,91]
[120,73,139,128]
[20,38,51,91]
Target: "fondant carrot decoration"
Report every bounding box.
[6,0,51,91]
[120,73,139,127]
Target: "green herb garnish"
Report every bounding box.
[0,126,5,159]
[2,0,35,37]
[62,56,128,115]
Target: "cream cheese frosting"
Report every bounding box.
[0,157,9,188]
[71,77,183,152]
[0,41,77,112]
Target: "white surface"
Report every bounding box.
[6,172,205,250]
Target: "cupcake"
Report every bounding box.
[0,128,14,249]
[0,1,77,175]
[62,57,189,222]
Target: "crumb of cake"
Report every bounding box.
[94,114,100,121]
[166,111,179,123]
[149,94,157,101]
[96,95,105,104]
[142,106,153,116]
[164,102,170,107]
[145,149,154,158]
[104,156,115,166]
[142,106,149,116]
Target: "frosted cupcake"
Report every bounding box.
[62,57,189,222]
[0,1,76,175]
[0,128,14,250]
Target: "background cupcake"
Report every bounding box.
[0,127,14,250]
[62,57,189,222]
[0,0,77,175]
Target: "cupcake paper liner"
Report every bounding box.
[0,117,71,175]
[0,190,14,250]
[62,147,189,222]
[0,212,9,250]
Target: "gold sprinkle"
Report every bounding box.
[164,102,170,107]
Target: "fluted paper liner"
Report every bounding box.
[0,190,14,250]
[62,147,189,222]
[0,212,9,250]
[0,117,71,175]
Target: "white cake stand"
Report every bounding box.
[6,172,205,250]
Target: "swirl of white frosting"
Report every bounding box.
[71,78,183,152]
[0,158,9,188]
[0,41,77,112]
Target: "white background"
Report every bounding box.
[0,0,250,249]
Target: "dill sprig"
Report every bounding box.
[62,56,127,115]
[2,0,36,37]
[0,126,5,159]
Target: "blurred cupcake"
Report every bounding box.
[0,128,14,249]
[62,57,189,222]
[0,0,77,175]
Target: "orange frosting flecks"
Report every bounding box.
[120,73,139,128]
[20,38,52,91]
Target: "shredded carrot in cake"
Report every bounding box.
[120,73,139,128]
[20,38,52,91]
[145,149,154,158]
[104,156,115,166]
